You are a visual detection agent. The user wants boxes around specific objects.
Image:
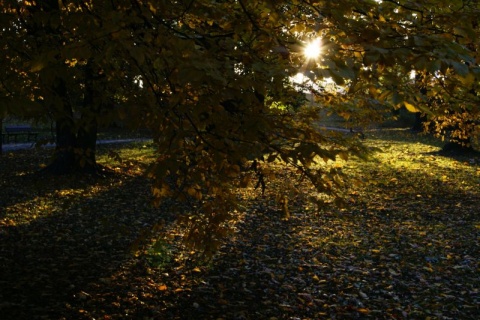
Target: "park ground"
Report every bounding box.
[0,129,479,319]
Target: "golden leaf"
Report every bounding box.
[404,101,420,113]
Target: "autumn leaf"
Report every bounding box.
[404,101,420,113]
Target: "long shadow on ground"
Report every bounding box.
[164,195,479,319]
[0,171,165,319]
[1,143,479,319]
[64,160,479,319]
[160,161,479,319]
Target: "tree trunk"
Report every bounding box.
[74,61,99,174]
[0,118,3,156]
[42,77,74,174]
[75,116,98,174]
[46,115,76,174]
[45,117,99,174]
[43,65,101,174]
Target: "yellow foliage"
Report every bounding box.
[404,102,420,113]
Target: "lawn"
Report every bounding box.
[0,130,479,319]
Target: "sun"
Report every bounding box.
[304,38,322,60]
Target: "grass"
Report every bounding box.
[0,129,479,319]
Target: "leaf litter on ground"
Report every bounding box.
[0,131,479,319]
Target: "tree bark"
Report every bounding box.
[45,116,99,174]
[43,66,100,174]
[0,118,3,156]
[47,114,76,174]
[0,118,3,155]
[74,61,99,173]
[42,77,74,174]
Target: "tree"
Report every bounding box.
[2,0,480,252]
[0,1,143,173]
[131,0,480,252]
[365,1,480,152]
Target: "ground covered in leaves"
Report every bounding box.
[1,130,479,319]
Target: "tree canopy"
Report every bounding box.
[1,0,480,251]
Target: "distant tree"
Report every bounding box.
[1,0,480,252]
